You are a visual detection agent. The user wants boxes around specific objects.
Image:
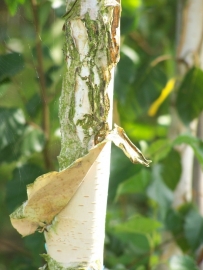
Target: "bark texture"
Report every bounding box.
[58,0,120,169]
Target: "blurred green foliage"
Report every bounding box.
[1,0,203,269]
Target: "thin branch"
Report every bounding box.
[129,31,156,55]
[150,54,173,67]
[31,0,52,170]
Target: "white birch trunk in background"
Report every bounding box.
[160,2,203,268]
[171,0,203,208]
[44,1,120,269]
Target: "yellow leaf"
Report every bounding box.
[148,78,176,117]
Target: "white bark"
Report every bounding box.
[176,0,203,71]
[44,1,120,269]
[160,1,203,268]
[172,0,203,208]
[45,143,111,268]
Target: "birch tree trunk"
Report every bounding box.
[9,2,149,268]
[44,1,120,269]
[171,0,203,208]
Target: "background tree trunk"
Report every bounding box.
[171,0,203,208]
[160,1,203,269]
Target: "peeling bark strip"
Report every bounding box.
[10,143,107,237]
[10,125,151,239]
[59,0,120,170]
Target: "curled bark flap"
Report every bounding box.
[10,143,106,236]
[10,125,150,237]
[107,124,152,167]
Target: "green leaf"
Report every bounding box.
[143,0,161,6]
[147,139,172,163]
[173,134,203,168]
[0,143,21,163]
[122,0,141,10]
[0,125,45,163]
[0,53,24,82]
[115,52,137,102]
[136,266,145,270]
[169,255,199,270]
[176,67,203,124]
[165,208,183,235]
[0,80,10,98]
[45,65,61,88]
[121,45,139,65]
[0,108,25,150]
[4,0,25,15]
[160,149,181,190]
[115,232,150,254]
[109,144,141,201]
[39,2,51,28]
[20,126,45,156]
[184,209,203,250]
[115,214,161,235]
[121,121,167,141]
[26,94,41,117]
[164,208,189,251]
[147,164,173,208]
[134,66,167,115]
[116,168,150,199]
[6,164,44,212]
